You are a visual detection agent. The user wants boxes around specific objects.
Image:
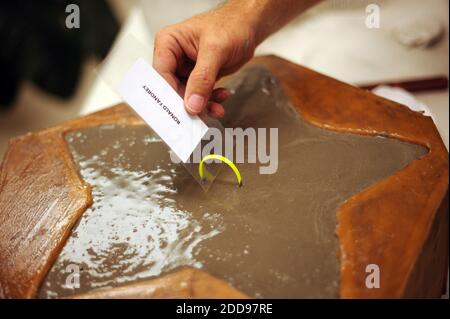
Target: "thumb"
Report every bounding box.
[184,44,223,115]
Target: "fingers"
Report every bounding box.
[207,101,225,118]
[205,88,229,118]
[153,30,184,95]
[184,42,224,115]
[153,29,230,118]
[211,87,230,103]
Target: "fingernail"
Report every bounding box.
[186,94,205,113]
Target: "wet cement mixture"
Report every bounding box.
[38,67,427,298]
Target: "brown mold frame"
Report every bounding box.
[0,56,448,298]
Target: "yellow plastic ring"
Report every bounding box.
[198,154,242,187]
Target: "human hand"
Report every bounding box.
[152,5,257,118]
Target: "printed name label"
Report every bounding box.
[117,58,208,162]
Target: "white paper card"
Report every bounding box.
[116,58,208,162]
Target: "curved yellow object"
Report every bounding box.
[198,154,242,187]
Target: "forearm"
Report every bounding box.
[221,0,321,45]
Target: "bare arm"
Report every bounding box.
[153,0,321,117]
[229,0,320,45]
